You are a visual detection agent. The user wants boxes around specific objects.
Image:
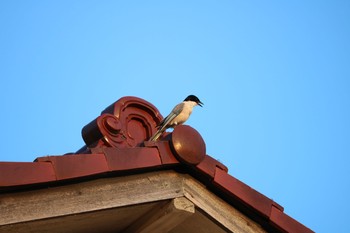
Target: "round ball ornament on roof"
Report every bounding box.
[170,125,206,165]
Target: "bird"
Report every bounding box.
[149,95,203,141]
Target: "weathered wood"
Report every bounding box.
[183,176,267,233]
[0,171,184,225]
[171,208,230,233]
[0,170,267,233]
[123,197,195,233]
[0,202,162,233]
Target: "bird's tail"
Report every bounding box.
[149,129,164,141]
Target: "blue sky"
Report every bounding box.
[1,1,349,232]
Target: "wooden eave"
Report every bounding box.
[1,171,268,233]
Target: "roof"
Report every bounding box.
[0,96,313,233]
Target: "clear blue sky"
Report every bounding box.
[1,1,349,232]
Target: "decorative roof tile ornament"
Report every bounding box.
[81,96,163,150]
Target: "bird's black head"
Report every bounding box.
[184,95,203,107]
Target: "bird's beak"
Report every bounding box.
[198,101,204,107]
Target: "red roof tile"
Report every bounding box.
[270,205,310,233]
[149,140,180,165]
[0,162,56,187]
[35,153,109,180]
[195,154,228,179]
[213,167,274,218]
[99,147,162,171]
[0,96,314,233]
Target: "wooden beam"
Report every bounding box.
[0,171,184,226]
[1,170,267,233]
[123,197,195,233]
[183,176,267,233]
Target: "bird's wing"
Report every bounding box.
[157,103,184,131]
[150,103,184,141]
